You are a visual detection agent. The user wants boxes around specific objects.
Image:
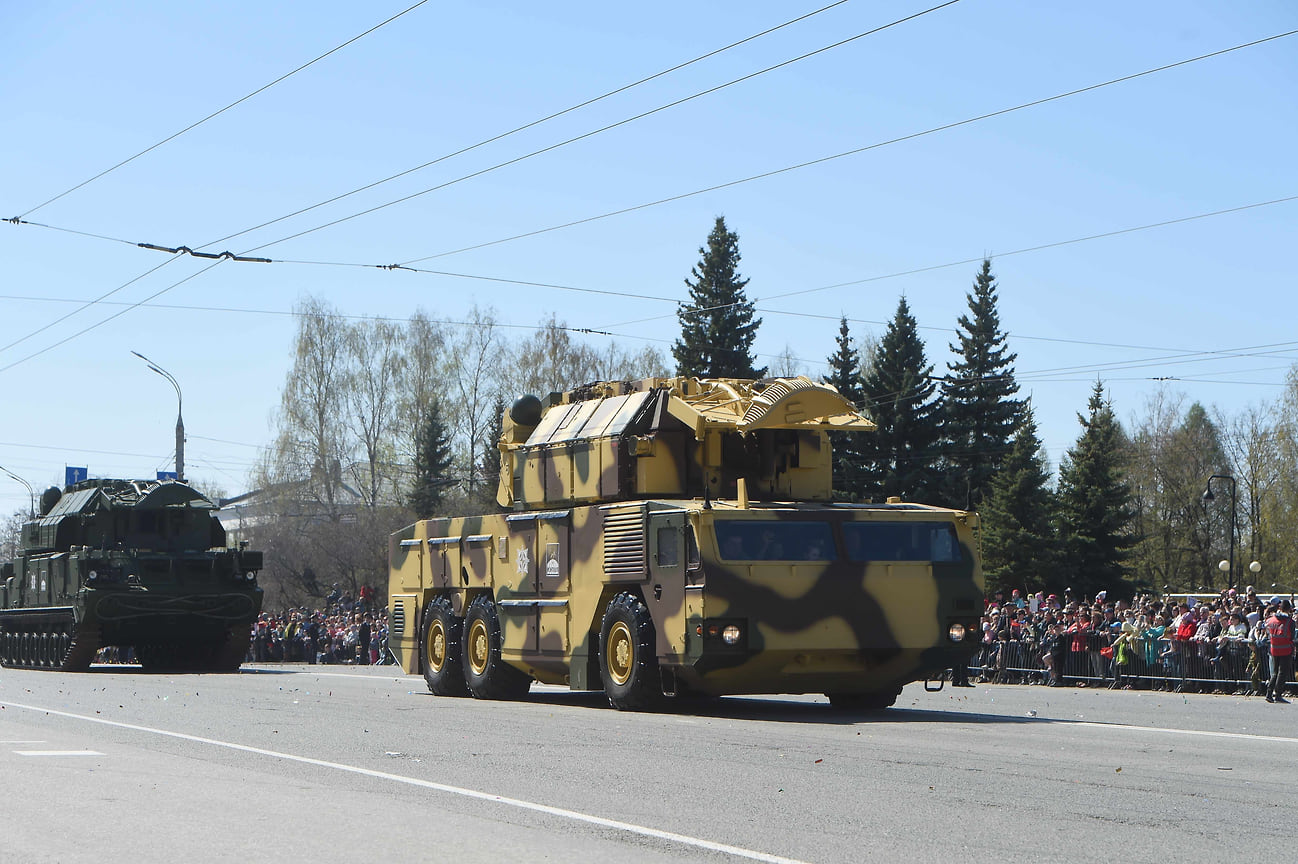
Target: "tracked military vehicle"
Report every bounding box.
[389,376,983,710]
[0,478,263,672]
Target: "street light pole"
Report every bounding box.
[1202,474,1236,591]
[132,351,184,482]
[0,463,35,517]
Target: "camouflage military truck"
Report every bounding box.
[0,478,263,672]
[389,376,983,710]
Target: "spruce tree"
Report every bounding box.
[672,216,766,378]
[859,297,943,504]
[408,398,455,518]
[479,395,505,487]
[823,316,868,499]
[941,259,1023,510]
[980,405,1057,595]
[1055,382,1139,599]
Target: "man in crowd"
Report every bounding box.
[1265,599,1294,704]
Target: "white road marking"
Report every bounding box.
[1065,719,1298,745]
[0,740,47,744]
[14,750,103,757]
[0,699,809,864]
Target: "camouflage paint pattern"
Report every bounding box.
[390,376,984,702]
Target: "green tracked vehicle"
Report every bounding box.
[389,376,984,710]
[0,478,263,672]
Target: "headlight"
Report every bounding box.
[245,572,256,582]
[721,624,742,645]
[949,623,966,642]
[88,570,98,580]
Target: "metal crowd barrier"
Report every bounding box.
[968,635,1281,694]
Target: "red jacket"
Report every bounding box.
[1266,614,1294,657]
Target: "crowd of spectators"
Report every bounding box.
[972,585,1295,699]
[247,584,392,666]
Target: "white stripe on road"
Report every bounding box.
[0,700,809,864]
[1066,719,1298,745]
[15,750,103,756]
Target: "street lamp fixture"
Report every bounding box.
[131,350,184,481]
[0,463,35,517]
[1202,474,1236,590]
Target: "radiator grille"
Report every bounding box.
[602,505,647,578]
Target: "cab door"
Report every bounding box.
[647,510,687,658]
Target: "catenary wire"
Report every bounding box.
[14,0,433,220]
[401,30,1298,266]
[234,1,964,256]
[600,194,1298,330]
[0,257,182,355]
[0,260,227,375]
[0,0,885,354]
[5,25,1287,358]
[2,33,1292,375]
[3,192,1296,375]
[199,0,857,251]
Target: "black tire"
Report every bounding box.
[208,630,251,673]
[462,596,530,700]
[826,687,900,711]
[421,596,468,696]
[599,592,663,711]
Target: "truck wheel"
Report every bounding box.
[421,596,468,696]
[462,596,530,700]
[600,592,662,711]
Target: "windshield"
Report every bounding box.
[842,522,962,563]
[715,521,834,561]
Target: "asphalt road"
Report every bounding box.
[1,665,1293,863]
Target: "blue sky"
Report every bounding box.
[2,0,1295,515]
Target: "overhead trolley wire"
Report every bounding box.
[14,24,1288,292]
[598,194,1298,331]
[200,0,857,251]
[0,257,182,355]
[4,27,1293,375]
[4,192,1295,371]
[0,0,872,359]
[401,29,1298,266]
[0,259,227,375]
[233,0,963,256]
[13,0,433,221]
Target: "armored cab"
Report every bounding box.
[0,478,263,672]
[390,376,984,710]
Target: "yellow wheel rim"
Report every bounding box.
[468,618,490,676]
[606,621,633,686]
[425,619,446,673]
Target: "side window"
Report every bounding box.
[656,526,679,567]
[929,525,961,562]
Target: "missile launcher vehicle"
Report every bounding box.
[0,478,263,672]
[389,376,983,710]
